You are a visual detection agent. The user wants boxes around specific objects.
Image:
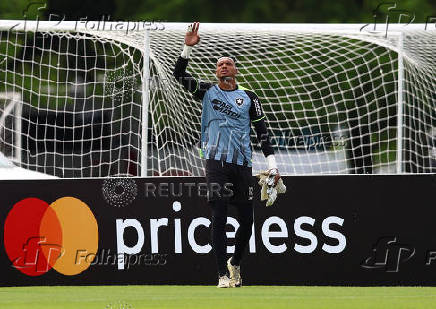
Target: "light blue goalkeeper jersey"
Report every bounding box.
[200,85,264,167]
[173,56,273,167]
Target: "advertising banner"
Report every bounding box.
[1,175,435,286]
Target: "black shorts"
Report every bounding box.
[205,159,254,204]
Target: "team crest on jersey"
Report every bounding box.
[235,98,244,106]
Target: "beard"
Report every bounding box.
[220,76,233,82]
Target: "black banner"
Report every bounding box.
[1,175,436,286]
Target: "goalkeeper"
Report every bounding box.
[173,22,282,288]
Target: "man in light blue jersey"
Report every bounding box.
[174,22,281,288]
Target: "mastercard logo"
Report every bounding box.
[3,197,98,276]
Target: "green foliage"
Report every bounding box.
[113,0,436,23]
[0,0,435,23]
[0,0,46,20]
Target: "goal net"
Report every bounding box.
[0,21,434,177]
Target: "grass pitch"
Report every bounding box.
[0,286,435,309]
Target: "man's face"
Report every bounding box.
[216,57,238,79]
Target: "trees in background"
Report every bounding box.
[0,0,434,23]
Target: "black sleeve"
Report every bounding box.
[245,90,275,157]
[173,56,213,101]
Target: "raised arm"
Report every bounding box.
[173,22,212,101]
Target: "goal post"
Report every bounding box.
[0,92,22,164]
[396,31,404,174]
[141,29,150,177]
[0,21,434,177]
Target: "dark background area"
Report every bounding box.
[0,0,435,23]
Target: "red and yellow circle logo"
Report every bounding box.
[3,197,98,276]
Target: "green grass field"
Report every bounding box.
[0,286,435,309]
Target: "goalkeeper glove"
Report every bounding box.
[256,168,286,207]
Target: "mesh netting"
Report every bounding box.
[0,23,434,176]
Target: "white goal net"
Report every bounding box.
[0,21,434,177]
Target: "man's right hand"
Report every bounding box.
[185,22,200,46]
